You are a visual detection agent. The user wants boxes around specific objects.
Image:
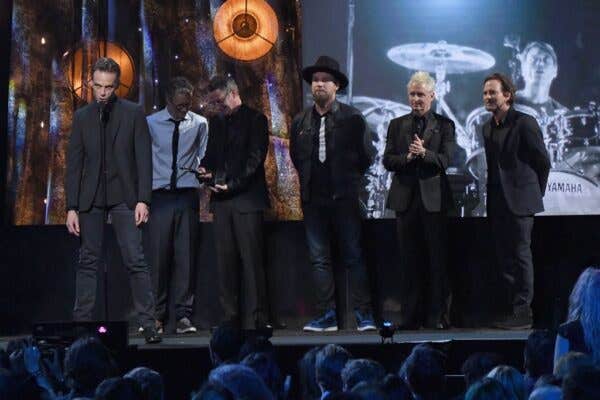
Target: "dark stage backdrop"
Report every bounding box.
[5,0,303,225]
[303,0,600,217]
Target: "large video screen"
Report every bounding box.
[303,0,600,217]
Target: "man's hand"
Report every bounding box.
[197,166,213,180]
[66,210,80,236]
[135,202,149,226]
[409,135,426,158]
[209,184,228,193]
[23,345,42,376]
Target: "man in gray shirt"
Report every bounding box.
[146,76,208,334]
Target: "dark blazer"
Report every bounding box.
[383,112,456,213]
[483,107,551,216]
[65,98,152,212]
[201,104,270,212]
[289,101,371,203]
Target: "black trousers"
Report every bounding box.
[146,189,198,322]
[74,203,155,328]
[212,200,268,329]
[488,186,534,313]
[302,197,372,313]
[395,191,449,327]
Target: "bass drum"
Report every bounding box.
[540,170,600,215]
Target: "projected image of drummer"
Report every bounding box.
[515,41,567,115]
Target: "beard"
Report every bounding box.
[313,90,332,107]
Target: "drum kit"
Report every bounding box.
[355,40,600,217]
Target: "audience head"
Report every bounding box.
[316,344,352,395]
[124,366,164,400]
[192,381,235,400]
[381,373,412,400]
[350,381,388,400]
[64,335,118,397]
[298,346,322,400]
[209,322,243,366]
[554,352,595,380]
[208,363,274,400]
[524,330,554,379]
[567,268,599,321]
[94,377,143,400]
[241,351,282,397]
[487,365,526,400]
[561,364,600,400]
[341,358,386,392]
[529,385,562,400]
[401,345,446,399]
[238,335,274,361]
[465,377,511,400]
[578,267,600,364]
[462,352,505,388]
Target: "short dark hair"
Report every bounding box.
[341,358,386,392]
[465,377,510,400]
[562,364,600,400]
[209,322,243,365]
[524,330,555,378]
[316,344,352,393]
[94,377,144,400]
[207,74,238,93]
[124,367,164,400]
[461,353,504,387]
[298,346,322,400]
[241,352,282,397]
[402,346,446,396]
[92,57,121,83]
[64,336,118,395]
[166,76,193,101]
[483,72,516,105]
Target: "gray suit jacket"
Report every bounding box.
[66,98,152,212]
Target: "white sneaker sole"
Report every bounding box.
[357,324,377,332]
[303,326,338,332]
[176,327,197,334]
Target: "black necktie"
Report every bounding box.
[415,116,426,139]
[169,118,181,190]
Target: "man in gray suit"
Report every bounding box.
[65,57,160,343]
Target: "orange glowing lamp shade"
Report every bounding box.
[63,40,135,102]
[213,0,279,61]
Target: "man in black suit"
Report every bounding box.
[198,75,270,330]
[65,57,160,343]
[290,56,376,332]
[482,73,550,329]
[383,71,456,329]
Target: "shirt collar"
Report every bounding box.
[162,107,190,122]
[411,109,431,121]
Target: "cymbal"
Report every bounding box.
[387,41,495,74]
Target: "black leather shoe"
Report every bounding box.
[144,328,162,344]
[491,308,532,330]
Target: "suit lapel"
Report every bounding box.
[108,99,122,147]
[422,112,438,145]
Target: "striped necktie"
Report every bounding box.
[318,116,326,163]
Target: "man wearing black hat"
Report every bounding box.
[290,56,376,332]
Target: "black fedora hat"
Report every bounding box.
[302,55,349,90]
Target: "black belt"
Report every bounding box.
[152,187,197,194]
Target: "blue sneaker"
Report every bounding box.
[355,310,376,331]
[303,309,338,332]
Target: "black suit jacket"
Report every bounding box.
[483,107,551,216]
[383,112,456,213]
[289,101,371,203]
[65,98,152,212]
[201,104,270,213]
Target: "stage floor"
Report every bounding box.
[0,328,530,349]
